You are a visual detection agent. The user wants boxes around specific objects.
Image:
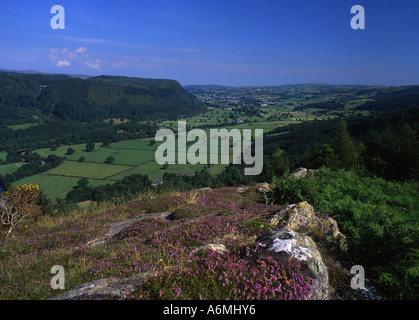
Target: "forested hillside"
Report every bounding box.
[0,71,205,124]
[0,71,205,151]
[264,108,419,181]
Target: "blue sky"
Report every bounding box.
[0,0,418,86]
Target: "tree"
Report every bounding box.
[271,150,289,177]
[105,156,115,164]
[329,120,359,170]
[1,186,41,239]
[77,178,89,188]
[78,156,85,162]
[85,142,95,152]
[66,147,75,155]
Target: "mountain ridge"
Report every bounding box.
[0,71,206,123]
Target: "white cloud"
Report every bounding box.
[85,59,101,70]
[111,61,127,68]
[51,36,200,54]
[56,60,70,67]
[75,46,87,54]
[49,47,91,68]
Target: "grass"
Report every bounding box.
[35,143,102,158]
[109,139,159,151]
[25,136,233,200]
[7,123,37,131]
[12,174,112,200]
[17,104,327,202]
[44,160,132,180]
[107,161,227,181]
[67,149,156,166]
[0,162,24,176]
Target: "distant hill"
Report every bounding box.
[0,71,205,123]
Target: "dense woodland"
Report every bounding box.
[0,72,204,123]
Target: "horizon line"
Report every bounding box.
[1,68,418,88]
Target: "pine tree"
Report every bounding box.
[329,119,359,170]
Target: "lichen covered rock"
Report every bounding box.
[256,228,329,300]
[270,202,348,253]
[49,272,156,300]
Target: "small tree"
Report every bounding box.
[1,185,41,239]
[329,120,359,169]
[66,147,75,155]
[85,142,95,152]
[77,178,89,188]
[105,156,115,164]
[271,150,289,177]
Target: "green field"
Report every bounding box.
[5,96,333,201]
[35,143,102,158]
[109,139,158,151]
[23,136,233,199]
[0,162,24,176]
[12,174,111,200]
[45,160,132,179]
[7,123,37,131]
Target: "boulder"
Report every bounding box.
[237,186,250,194]
[270,202,348,253]
[256,228,329,300]
[289,167,317,179]
[195,187,212,192]
[191,243,228,255]
[49,272,156,300]
[290,167,308,179]
[83,212,172,248]
[255,182,271,193]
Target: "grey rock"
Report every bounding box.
[256,228,329,300]
[83,212,172,248]
[49,272,157,300]
[290,167,308,179]
[191,243,228,255]
[255,182,271,193]
[270,202,348,253]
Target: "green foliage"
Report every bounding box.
[0,72,204,153]
[85,142,95,152]
[272,168,419,299]
[0,154,63,189]
[65,174,151,203]
[77,178,89,188]
[104,156,115,164]
[271,150,289,177]
[265,108,419,181]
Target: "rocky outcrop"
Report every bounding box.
[49,272,156,300]
[289,167,317,179]
[290,167,309,178]
[255,182,271,193]
[270,202,348,253]
[255,228,329,300]
[82,212,172,248]
[191,243,228,255]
